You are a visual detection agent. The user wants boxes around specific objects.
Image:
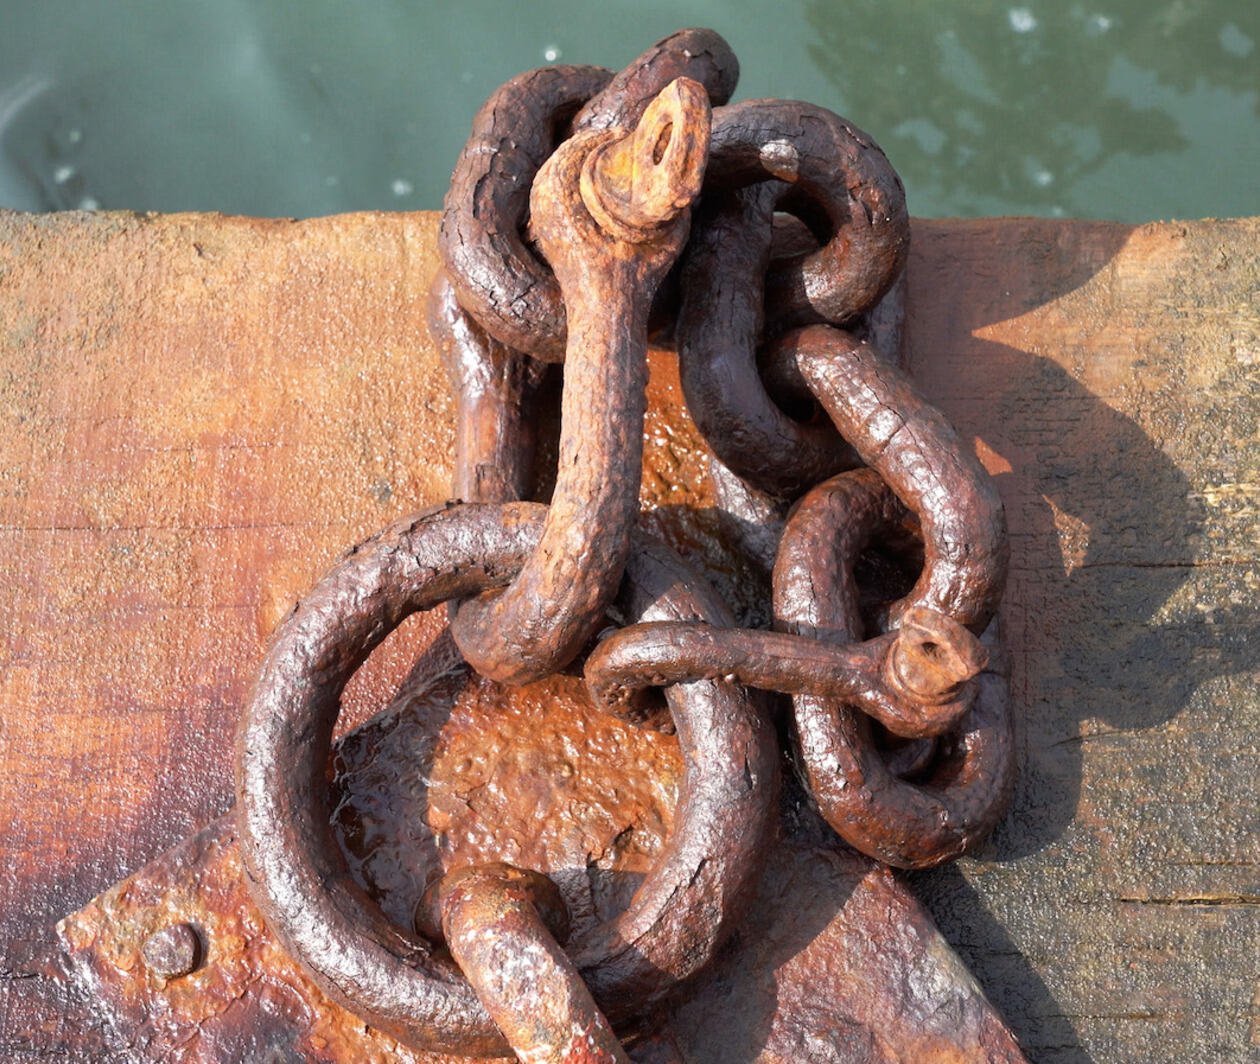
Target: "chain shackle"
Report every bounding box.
[429,17,1010,1029]
[439,29,741,363]
[447,77,711,685]
[704,99,910,329]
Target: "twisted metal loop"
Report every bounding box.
[628,313,1013,866]
[668,98,910,498]
[771,325,1008,629]
[437,64,610,364]
[774,469,1015,869]
[676,183,862,498]
[704,98,910,329]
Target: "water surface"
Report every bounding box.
[1,1,1256,220]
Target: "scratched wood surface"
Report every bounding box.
[1,210,1256,1063]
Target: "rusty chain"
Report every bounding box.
[237,27,1014,1062]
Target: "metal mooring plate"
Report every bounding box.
[58,634,1025,1062]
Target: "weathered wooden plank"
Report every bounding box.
[1,210,1256,1062]
[906,219,1259,1064]
[0,210,459,1061]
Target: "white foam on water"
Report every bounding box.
[1220,22,1254,58]
[1008,8,1038,33]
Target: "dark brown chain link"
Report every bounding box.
[238,504,775,1057]
[238,26,1013,1061]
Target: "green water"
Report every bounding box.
[1,1,1256,221]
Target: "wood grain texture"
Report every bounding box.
[0,209,457,1059]
[1,210,1256,1062]
[905,218,1259,1064]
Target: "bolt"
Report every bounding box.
[141,922,201,980]
[886,606,987,707]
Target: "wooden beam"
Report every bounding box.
[1,210,1255,1062]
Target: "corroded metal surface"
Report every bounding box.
[59,700,1028,1058]
[446,77,711,685]
[438,28,739,362]
[59,639,701,1063]
[775,468,1016,869]
[432,864,630,1064]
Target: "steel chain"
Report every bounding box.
[237,27,1014,1062]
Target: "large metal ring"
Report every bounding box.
[237,501,776,1056]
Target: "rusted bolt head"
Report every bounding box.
[886,606,988,706]
[580,76,711,242]
[141,922,201,980]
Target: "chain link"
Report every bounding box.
[238,26,1014,1061]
